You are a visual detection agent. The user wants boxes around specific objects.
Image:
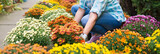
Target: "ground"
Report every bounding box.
[0,0,40,49]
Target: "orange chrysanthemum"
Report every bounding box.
[48,15,84,45]
[24,8,44,19]
[97,29,146,53]
[0,43,48,54]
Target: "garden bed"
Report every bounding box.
[0,0,160,54]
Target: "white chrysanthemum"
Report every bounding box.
[40,9,73,22]
[4,18,51,46]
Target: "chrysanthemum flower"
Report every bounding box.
[49,15,84,45]
[97,29,147,53]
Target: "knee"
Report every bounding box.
[71,5,79,12]
[91,25,107,35]
[71,5,79,16]
[81,17,89,26]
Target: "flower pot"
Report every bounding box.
[23,0,27,2]
[4,5,14,13]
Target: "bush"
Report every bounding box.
[45,5,66,11]
[0,0,13,6]
[145,29,160,54]
[122,15,160,37]
[96,29,147,54]
[120,0,160,21]
[132,0,160,20]
[40,9,73,22]
[4,18,51,46]
[43,0,60,6]
[32,4,49,10]
[48,43,110,54]
[38,1,53,8]
[48,16,84,45]
[60,1,75,13]
[43,0,62,4]
[25,8,44,19]
[0,43,49,54]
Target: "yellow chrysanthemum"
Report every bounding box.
[45,5,66,11]
[154,48,157,51]
[0,5,3,11]
[52,5,66,9]
[49,43,110,54]
[152,29,160,36]
[145,37,152,43]
[154,40,158,43]
[54,43,58,47]
[43,0,60,4]
[155,44,160,48]
[33,51,40,54]
[123,46,131,53]
[33,4,49,10]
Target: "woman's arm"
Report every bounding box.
[74,7,98,35]
[83,12,98,35]
[74,8,98,35]
[74,8,85,23]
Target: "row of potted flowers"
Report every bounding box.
[4,0,77,46]
[24,0,76,19]
[13,0,27,4]
[1,29,160,54]
[0,43,111,54]
[1,28,160,54]
[0,0,27,13]
[1,0,160,54]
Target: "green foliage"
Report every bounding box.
[0,0,13,6]
[131,0,160,20]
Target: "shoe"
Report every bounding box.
[86,33,101,43]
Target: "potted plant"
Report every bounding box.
[0,2,3,13]
[0,0,14,12]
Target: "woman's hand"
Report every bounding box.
[74,8,85,23]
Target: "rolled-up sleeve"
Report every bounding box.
[90,0,107,17]
[79,0,86,10]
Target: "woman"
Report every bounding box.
[71,0,126,43]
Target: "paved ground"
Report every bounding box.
[0,0,40,48]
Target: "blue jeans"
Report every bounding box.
[71,5,122,35]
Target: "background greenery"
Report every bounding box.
[120,0,160,21]
[0,0,13,6]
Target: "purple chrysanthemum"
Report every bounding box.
[122,15,160,38]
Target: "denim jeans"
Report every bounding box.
[71,5,122,35]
